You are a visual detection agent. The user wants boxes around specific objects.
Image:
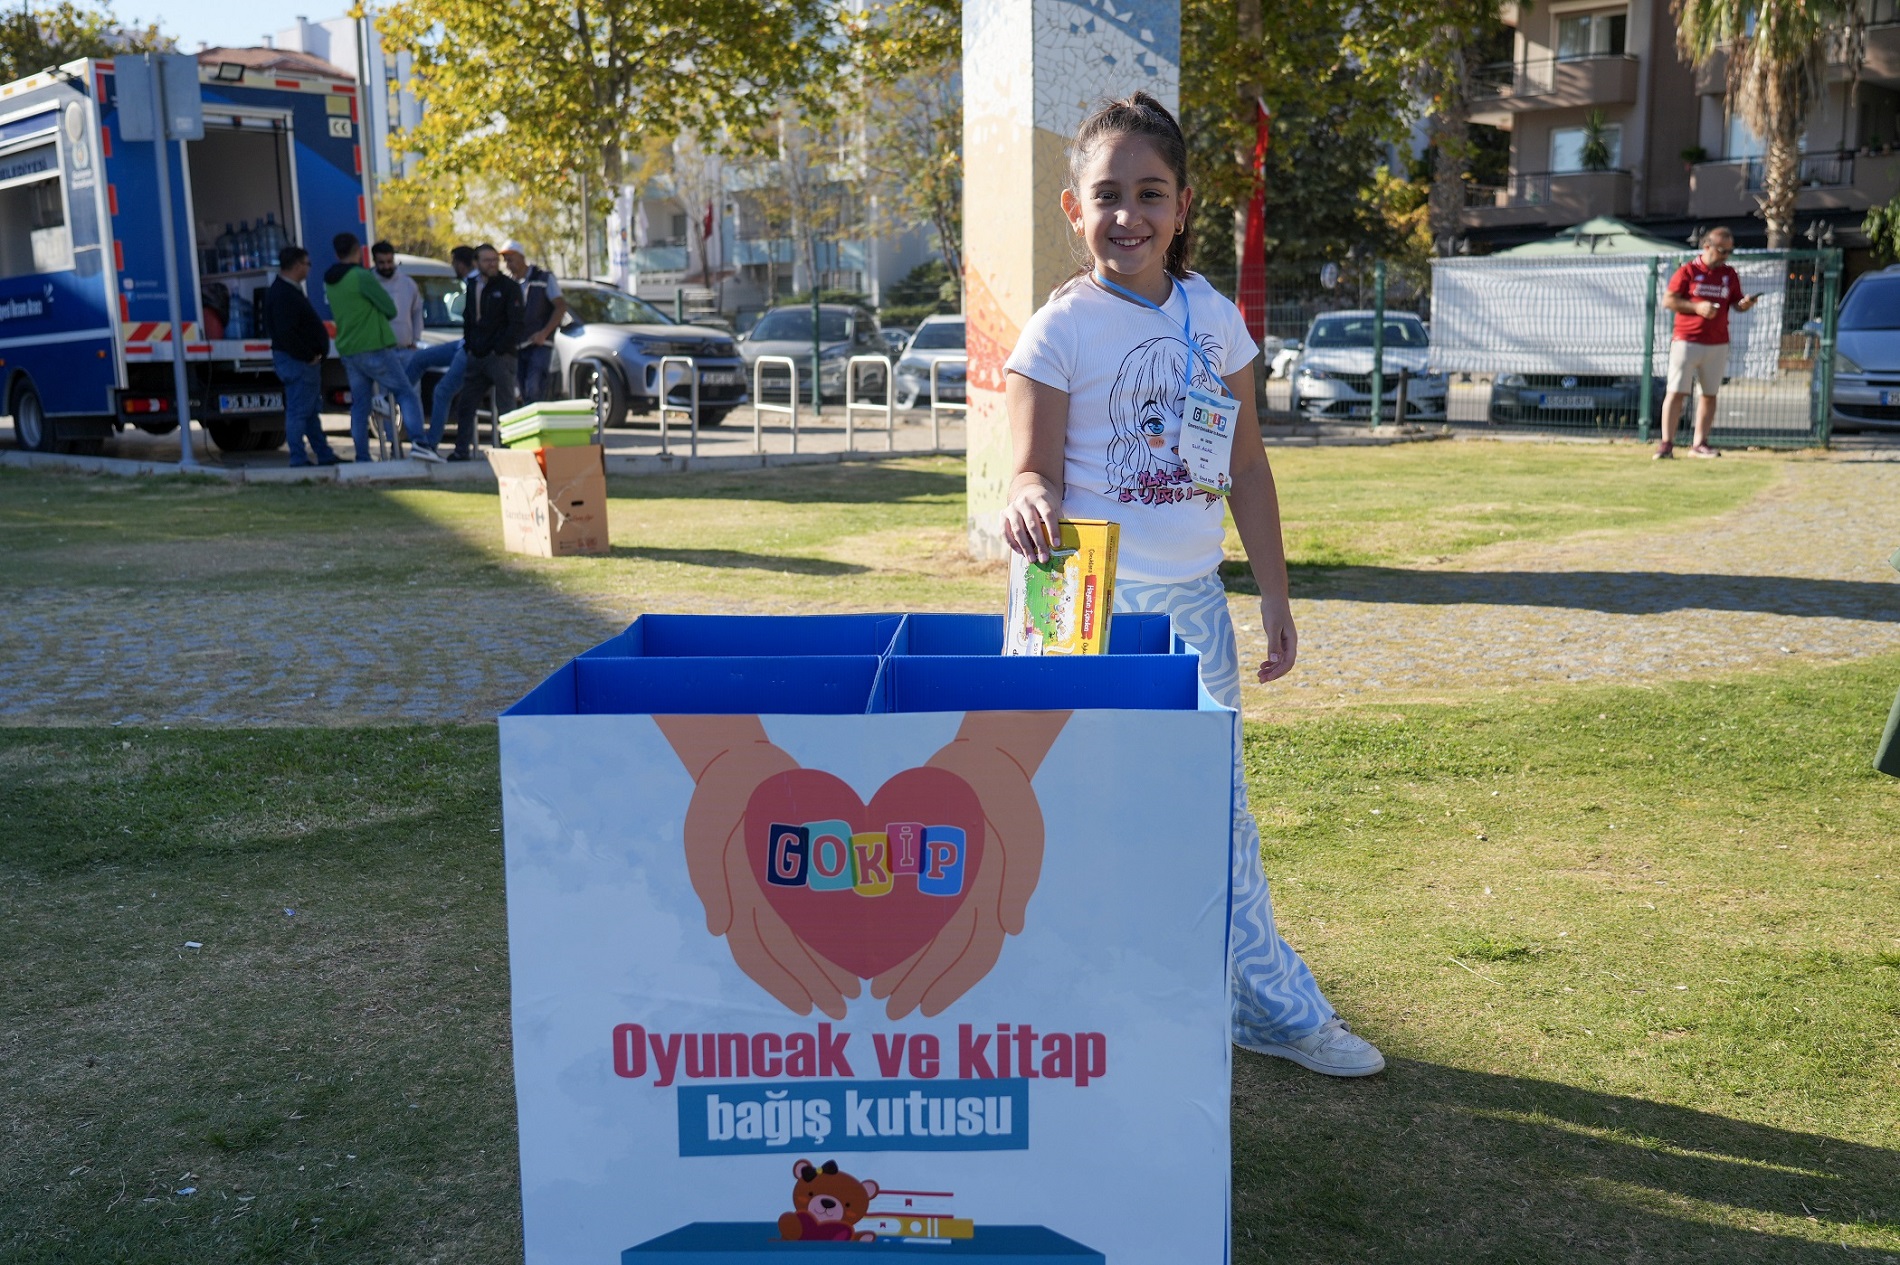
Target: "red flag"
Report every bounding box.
[1237,98,1271,346]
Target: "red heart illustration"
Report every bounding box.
[744,767,985,980]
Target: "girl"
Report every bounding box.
[1000,92,1383,1077]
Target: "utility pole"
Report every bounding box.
[118,54,204,469]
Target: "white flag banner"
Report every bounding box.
[1430,255,1787,380]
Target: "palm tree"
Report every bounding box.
[1673,0,1859,247]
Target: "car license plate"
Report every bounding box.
[1882,391,1892,406]
[699,370,742,386]
[1348,404,1371,416]
[1535,392,1595,409]
[218,392,282,412]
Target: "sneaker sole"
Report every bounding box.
[1234,1036,1386,1078]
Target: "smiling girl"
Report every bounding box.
[999,92,1383,1077]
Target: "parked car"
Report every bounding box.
[893,315,967,409]
[1289,312,1447,421]
[1267,338,1302,380]
[739,303,886,402]
[1487,368,1664,429]
[877,327,913,355]
[557,280,749,427]
[398,260,745,429]
[1814,264,1900,432]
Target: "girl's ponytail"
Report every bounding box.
[1067,91,1195,279]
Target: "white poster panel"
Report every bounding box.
[1431,255,1787,379]
[501,707,1235,1264]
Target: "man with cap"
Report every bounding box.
[500,240,569,404]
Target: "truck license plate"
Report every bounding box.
[1536,392,1595,409]
[218,392,283,412]
[699,370,742,386]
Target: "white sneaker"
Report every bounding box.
[1236,1016,1386,1077]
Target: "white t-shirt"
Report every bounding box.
[1005,272,1257,583]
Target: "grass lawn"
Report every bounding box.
[0,443,1777,614]
[4,662,1894,1262]
[3,442,1891,1262]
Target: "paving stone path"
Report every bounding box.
[1241,452,1900,714]
[2,453,1895,727]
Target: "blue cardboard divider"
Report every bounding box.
[502,612,1220,718]
[579,613,906,659]
[894,612,1174,657]
[870,654,1202,713]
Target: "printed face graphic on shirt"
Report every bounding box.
[1106,332,1226,507]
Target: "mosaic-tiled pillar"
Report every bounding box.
[962,0,1181,558]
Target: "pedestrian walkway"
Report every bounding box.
[1240,452,1900,714]
[1,448,1893,728]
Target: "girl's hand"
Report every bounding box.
[1001,477,1061,562]
[1257,593,1298,683]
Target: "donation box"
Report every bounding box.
[499,613,1237,1263]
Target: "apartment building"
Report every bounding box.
[1464,0,1900,261]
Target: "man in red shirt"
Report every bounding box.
[1657,226,1757,458]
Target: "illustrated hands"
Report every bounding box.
[1256,593,1299,684]
[871,712,1070,1019]
[655,715,860,1020]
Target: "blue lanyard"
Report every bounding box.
[1091,272,1227,389]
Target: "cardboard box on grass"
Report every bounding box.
[487,443,610,557]
[500,613,1235,1263]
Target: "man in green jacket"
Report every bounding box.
[323,232,437,462]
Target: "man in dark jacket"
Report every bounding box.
[263,245,341,467]
[450,242,525,460]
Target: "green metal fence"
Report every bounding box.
[1253,250,1843,448]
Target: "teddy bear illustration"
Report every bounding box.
[777,1158,880,1242]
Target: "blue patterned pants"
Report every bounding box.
[1114,571,1337,1040]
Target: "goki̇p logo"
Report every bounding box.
[745,767,986,983]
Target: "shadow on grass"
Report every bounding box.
[608,545,869,575]
[1232,563,1900,622]
[1233,1054,1900,1262]
[394,458,966,506]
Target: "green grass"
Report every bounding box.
[0,443,1882,1262]
[0,443,1776,614]
[3,661,1895,1261]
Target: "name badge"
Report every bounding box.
[1182,387,1239,497]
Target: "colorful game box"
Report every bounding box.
[1004,521,1119,657]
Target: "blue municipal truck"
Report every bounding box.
[0,52,370,453]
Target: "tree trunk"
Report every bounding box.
[1759,131,1801,249]
[1427,37,1472,254]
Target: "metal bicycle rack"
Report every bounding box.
[929,354,969,449]
[656,355,699,457]
[844,354,895,452]
[751,355,801,454]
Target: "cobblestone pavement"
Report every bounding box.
[1240,452,1900,714]
[2,452,1895,727]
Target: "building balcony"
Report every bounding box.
[1470,54,1640,122]
[1687,150,1900,217]
[1461,169,1633,229]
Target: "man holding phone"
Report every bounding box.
[1657,226,1757,459]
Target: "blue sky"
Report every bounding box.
[137,0,335,53]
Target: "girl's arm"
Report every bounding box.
[1001,371,1072,562]
[1221,356,1299,683]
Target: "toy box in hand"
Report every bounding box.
[1005,521,1119,656]
[500,612,1233,1262]
[487,444,609,557]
